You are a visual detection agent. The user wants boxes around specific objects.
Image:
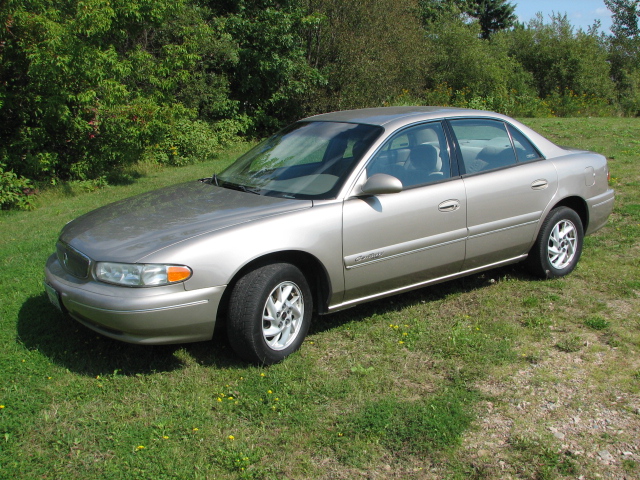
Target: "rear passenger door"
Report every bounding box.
[448,118,558,270]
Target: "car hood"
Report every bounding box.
[60,181,312,262]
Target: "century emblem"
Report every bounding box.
[354,252,384,263]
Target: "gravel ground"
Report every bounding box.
[449,326,640,479]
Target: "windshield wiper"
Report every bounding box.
[199,173,220,186]
[221,182,262,195]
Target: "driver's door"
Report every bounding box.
[341,121,467,303]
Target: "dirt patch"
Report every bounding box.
[446,339,640,479]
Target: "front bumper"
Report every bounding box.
[44,254,225,344]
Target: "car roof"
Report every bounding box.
[305,106,476,127]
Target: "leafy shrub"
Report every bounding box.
[545,89,616,117]
[0,0,241,185]
[145,119,222,167]
[0,165,35,210]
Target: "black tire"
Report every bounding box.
[526,206,584,279]
[227,263,312,365]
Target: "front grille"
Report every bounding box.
[56,242,91,279]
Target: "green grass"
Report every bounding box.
[1,119,640,479]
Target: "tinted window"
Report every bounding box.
[367,122,451,188]
[450,119,517,174]
[507,125,543,162]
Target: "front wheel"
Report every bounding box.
[526,206,584,279]
[227,263,312,364]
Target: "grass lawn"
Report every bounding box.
[1,119,639,479]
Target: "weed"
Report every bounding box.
[522,316,553,329]
[584,316,610,330]
[350,364,375,375]
[556,335,584,353]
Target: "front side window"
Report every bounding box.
[450,119,517,174]
[366,122,451,188]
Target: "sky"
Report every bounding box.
[514,0,614,33]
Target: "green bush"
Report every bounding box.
[0,165,35,210]
[545,89,617,117]
[0,0,240,184]
[505,14,617,110]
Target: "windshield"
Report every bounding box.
[218,121,383,199]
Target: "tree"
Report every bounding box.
[419,0,516,38]
[605,0,640,114]
[202,0,325,132]
[467,0,517,39]
[424,14,532,99]
[606,0,640,38]
[418,0,470,26]
[301,0,427,112]
[505,14,615,107]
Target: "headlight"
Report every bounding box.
[95,262,192,287]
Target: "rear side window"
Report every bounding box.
[507,125,543,162]
[450,119,517,174]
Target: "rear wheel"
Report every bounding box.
[526,206,584,279]
[227,263,312,364]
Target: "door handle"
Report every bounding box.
[438,199,460,212]
[531,179,548,190]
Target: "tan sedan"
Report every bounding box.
[45,107,614,364]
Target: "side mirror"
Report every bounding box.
[360,174,403,195]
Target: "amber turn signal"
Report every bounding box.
[167,266,192,283]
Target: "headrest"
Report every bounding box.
[409,144,438,171]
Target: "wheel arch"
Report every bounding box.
[216,250,333,325]
[550,196,589,231]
